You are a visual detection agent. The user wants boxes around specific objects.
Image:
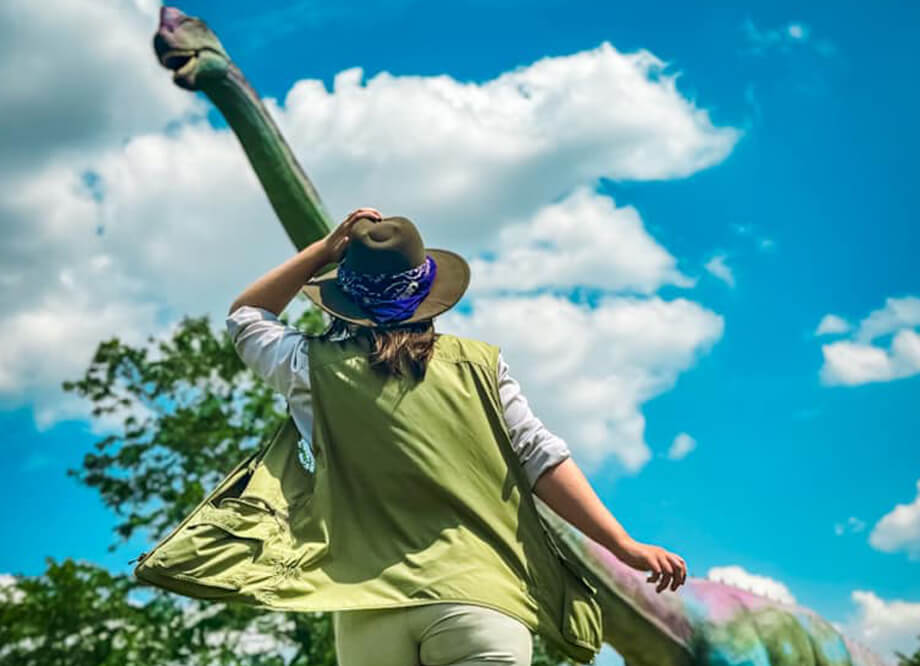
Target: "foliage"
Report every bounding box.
[0,557,328,665]
[0,302,578,664]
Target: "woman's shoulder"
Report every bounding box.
[434,332,499,366]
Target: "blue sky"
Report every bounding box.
[1,0,918,661]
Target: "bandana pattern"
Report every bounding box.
[336,254,437,325]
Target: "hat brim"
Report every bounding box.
[299,248,470,327]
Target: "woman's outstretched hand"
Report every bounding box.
[614,538,687,593]
[322,207,383,263]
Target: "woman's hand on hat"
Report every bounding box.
[321,208,383,263]
[614,538,687,593]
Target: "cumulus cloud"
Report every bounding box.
[704,254,735,287]
[268,42,740,254]
[468,185,693,295]
[0,0,735,473]
[843,590,920,661]
[816,314,852,336]
[0,0,203,178]
[440,296,723,472]
[667,432,696,460]
[869,479,920,560]
[853,297,920,342]
[819,297,920,386]
[706,565,796,604]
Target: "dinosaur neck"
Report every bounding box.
[202,65,334,254]
[536,498,693,665]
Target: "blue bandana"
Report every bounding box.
[336,254,438,325]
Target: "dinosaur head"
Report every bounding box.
[152,6,230,90]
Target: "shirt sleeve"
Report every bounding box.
[496,350,572,489]
[225,305,311,400]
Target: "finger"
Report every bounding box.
[656,571,672,594]
[646,568,660,583]
[337,216,364,238]
[676,556,687,584]
[670,560,683,591]
[665,555,684,590]
[657,557,674,593]
[351,207,382,221]
[345,211,380,226]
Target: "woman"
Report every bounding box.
[226,207,687,666]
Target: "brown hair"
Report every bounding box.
[317,316,437,381]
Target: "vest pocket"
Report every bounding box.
[150,497,286,593]
[190,497,285,544]
[560,558,604,652]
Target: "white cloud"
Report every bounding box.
[667,432,696,460]
[834,516,866,536]
[468,185,693,295]
[0,0,736,458]
[816,314,852,336]
[854,297,920,342]
[0,0,204,178]
[270,43,740,254]
[704,254,735,287]
[843,590,920,661]
[440,296,723,473]
[869,479,920,560]
[820,297,920,386]
[706,565,796,604]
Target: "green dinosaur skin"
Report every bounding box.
[151,7,888,665]
[153,6,334,261]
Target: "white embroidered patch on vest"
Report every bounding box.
[297,436,315,474]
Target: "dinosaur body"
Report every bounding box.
[539,499,887,666]
[151,7,887,665]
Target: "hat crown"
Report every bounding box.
[345,216,426,275]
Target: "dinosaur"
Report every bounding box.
[149,7,888,665]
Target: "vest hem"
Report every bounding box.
[249,594,597,664]
[258,595,536,633]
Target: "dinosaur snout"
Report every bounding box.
[159,6,187,33]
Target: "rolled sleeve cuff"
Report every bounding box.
[522,439,572,489]
[225,304,280,343]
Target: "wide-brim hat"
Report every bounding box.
[300,215,470,328]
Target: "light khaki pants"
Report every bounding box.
[333,602,533,665]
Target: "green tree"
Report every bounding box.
[0,557,318,665]
[2,303,576,665]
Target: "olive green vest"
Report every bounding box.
[134,332,603,663]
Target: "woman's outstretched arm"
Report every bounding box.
[533,457,687,593]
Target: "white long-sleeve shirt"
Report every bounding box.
[225,305,571,489]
